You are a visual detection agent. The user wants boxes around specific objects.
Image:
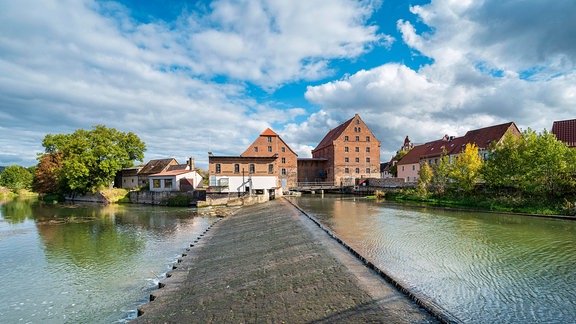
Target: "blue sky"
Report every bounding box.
[1,0,575,169]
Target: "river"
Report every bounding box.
[0,198,217,323]
[292,195,576,323]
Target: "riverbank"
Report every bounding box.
[133,199,437,323]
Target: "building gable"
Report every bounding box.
[552,119,576,147]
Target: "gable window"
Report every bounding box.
[355,136,359,142]
[344,136,349,141]
[402,166,405,171]
[268,164,274,173]
[366,136,370,142]
[216,164,221,173]
[268,146,272,152]
[282,157,286,163]
[355,147,359,152]
[355,119,359,124]
[345,146,349,152]
[282,168,286,175]
[249,164,255,174]
[267,136,272,143]
[254,147,258,152]
[234,164,239,173]
[281,147,285,152]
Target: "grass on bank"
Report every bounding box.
[367,189,576,216]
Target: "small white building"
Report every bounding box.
[149,169,203,192]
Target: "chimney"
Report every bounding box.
[188,157,195,170]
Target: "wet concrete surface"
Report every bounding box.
[133,199,437,323]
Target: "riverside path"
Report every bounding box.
[133,199,437,323]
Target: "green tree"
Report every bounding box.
[417,161,433,195]
[0,165,33,191]
[39,125,146,194]
[389,148,411,177]
[431,150,451,194]
[449,143,483,192]
[481,131,525,191]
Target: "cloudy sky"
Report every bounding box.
[1,0,575,168]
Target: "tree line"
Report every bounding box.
[0,125,146,196]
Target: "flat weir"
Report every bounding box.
[134,199,437,323]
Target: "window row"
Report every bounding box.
[254,146,287,153]
[344,157,371,163]
[344,146,371,153]
[344,168,371,174]
[215,163,287,175]
[343,136,371,142]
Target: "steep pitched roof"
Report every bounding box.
[313,116,355,152]
[138,158,177,176]
[552,119,576,147]
[463,122,517,149]
[261,128,278,136]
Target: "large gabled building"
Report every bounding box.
[299,114,381,186]
[552,119,576,147]
[208,128,298,196]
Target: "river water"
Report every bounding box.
[0,198,217,323]
[292,195,576,323]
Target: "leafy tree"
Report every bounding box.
[33,152,63,194]
[481,131,525,191]
[430,150,451,194]
[0,165,33,191]
[389,148,411,177]
[417,161,433,195]
[39,125,146,194]
[449,143,483,192]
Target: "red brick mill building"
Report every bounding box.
[297,114,381,186]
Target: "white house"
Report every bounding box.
[149,169,203,192]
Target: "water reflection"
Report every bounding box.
[0,198,215,323]
[293,196,576,323]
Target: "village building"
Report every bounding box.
[208,128,298,196]
[136,158,179,188]
[551,118,576,147]
[148,158,203,192]
[298,114,381,186]
[397,122,521,183]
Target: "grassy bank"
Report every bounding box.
[371,189,576,216]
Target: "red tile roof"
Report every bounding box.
[261,128,278,136]
[552,119,576,147]
[138,158,177,175]
[313,116,355,152]
[463,122,517,149]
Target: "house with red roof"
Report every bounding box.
[299,114,381,186]
[208,128,298,196]
[148,158,203,191]
[552,119,576,147]
[397,122,520,183]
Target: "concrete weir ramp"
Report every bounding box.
[133,199,439,323]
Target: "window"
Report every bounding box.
[366,136,370,142]
[344,136,349,141]
[216,164,221,173]
[282,168,286,175]
[366,147,370,153]
[345,157,349,163]
[153,179,160,188]
[267,146,272,152]
[366,157,370,163]
[355,136,359,142]
[254,147,258,152]
[355,147,359,152]
[345,146,349,152]
[355,168,360,174]
[164,179,173,189]
[412,165,415,171]
[355,157,360,163]
[402,166,405,171]
[345,168,349,174]
[281,147,285,152]
[268,164,274,173]
[355,119,359,124]
[358,127,361,132]
[281,157,286,163]
[366,168,371,173]
[234,164,239,173]
[249,164,255,173]
[267,136,272,143]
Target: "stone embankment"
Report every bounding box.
[133,199,438,323]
